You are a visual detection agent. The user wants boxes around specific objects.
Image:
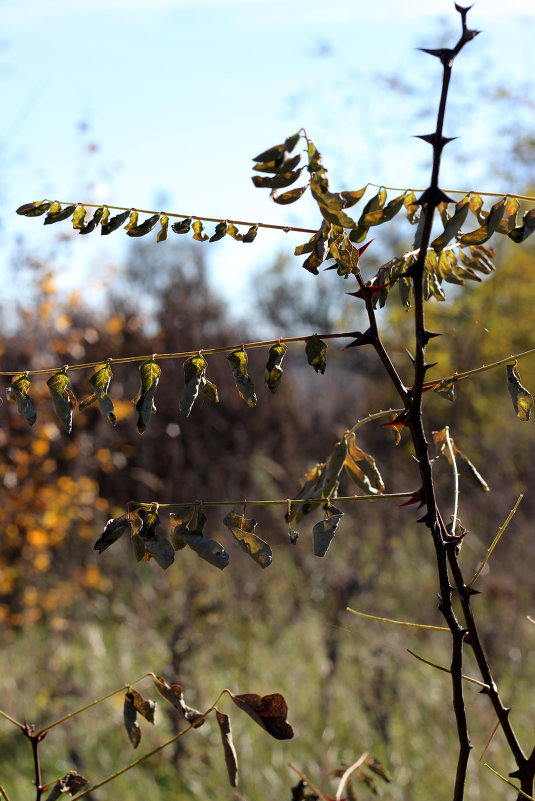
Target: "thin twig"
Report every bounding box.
[406,649,490,690]
[368,183,535,202]
[467,494,523,589]
[484,764,535,800]
[479,720,500,762]
[444,427,459,533]
[132,492,414,510]
[347,608,449,631]
[0,708,25,731]
[0,785,12,801]
[335,753,368,801]
[287,764,329,801]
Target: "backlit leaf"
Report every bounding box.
[72,206,86,229]
[495,197,520,234]
[80,363,116,423]
[169,506,196,550]
[242,224,258,243]
[508,208,535,243]
[216,710,238,788]
[310,172,356,227]
[252,131,301,164]
[209,220,228,241]
[252,168,304,189]
[135,359,161,433]
[313,501,343,557]
[339,186,368,208]
[79,206,104,235]
[133,506,175,569]
[433,428,489,492]
[343,432,384,494]
[460,198,506,245]
[180,353,208,417]
[305,336,327,374]
[152,676,205,727]
[228,691,293,739]
[432,194,470,251]
[171,217,192,234]
[362,192,406,226]
[434,377,456,402]
[404,191,420,224]
[44,203,77,225]
[507,363,533,421]
[157,214,169,242]
[264,342,287,393]
[226,222,243,240]
[44,772,89,801]
[271,185,308,204]
[253,153,301,174]
[7,373,36,426]
[123,693,142,748]
[126,213,160,237]
[101,208,130,235]
[16,199,52,217]
[127,687,156,724]
[223,511,272,568]
[124,210,139,230]
[47,370,76,433]
[94,513,132,553]
[192,219,209,241]
[227,348,257,407]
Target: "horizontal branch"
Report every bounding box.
[422,347,535,392]
[368,183,535,203]
[132,492,416,510]
[0,331,357,378]
[347,608,449,631]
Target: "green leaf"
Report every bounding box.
[209,221,228,242]
[101,208,130,235]
[126,213,160,237]
[305,336,327,374]
[264,342,288,393]
[227,348,257,407]
[135,359,161,433]
[434,377,456,402]
[44,203,77,225]
[343,432,384,494]
[216,711,238,788]
[223,511,272,568]
[16,200,51,217]
[7,374,36,426]
[123,693,142,748]
[313,501,343,557]
[192,219,209,241]
[157,214,169,242]
[171,217,192,234]
[271,185,308,204]
[252,168,304,190]
[433,429,489,492]
[507,363,533,421]
[170,515,230,570]
[72,206,86,229]
[47,370,76,433]
[79,206,104,235]
[460,198,506,245]
[432,195,470,251]
[80,363,116,424]
[94,513,132,553]
[242,224,258,243]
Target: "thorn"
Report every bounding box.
[382,410,410,428]
[398,487,424,508]
[415,133,459,148]
[406,350,416,365]
[417,47,455,66]
[346,283,387,301]
[509,768,521,779]
[468,587,481,596]
[420,329,442,346]
[358,238,374,257]
[417,186,455,207]
[343,328,375,349]
[423,361,438,374]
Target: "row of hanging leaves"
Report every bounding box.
[5,338,327,432]
[95,430,389,568]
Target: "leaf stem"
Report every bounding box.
[467,494,523,589]
[347,608,449,631]
[0,785,12,801]
[0,708,25,731]
[368,183,535,202]
[444,426,459,533]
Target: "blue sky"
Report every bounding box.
[2,0,534,301]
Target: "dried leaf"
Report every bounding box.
[242,224,258,243]
[126,213,160,237]
[216,710,239,787]
[226,222,242,240]
[135,359,161,433]
[365,754,392,783]
[180,354,208,417]
[252,167,304,189]
[271,185,308,204]
[124,693,142,748]
[433,428,489,492]
[7,374,36,426]
[44,772,89,801]
[192,219,209,241]
[305,336,327,374]
[127,688,156,724]
[507,363,533,421]
[313,501,343,557]
[172,217,192,234]
[252,131,301,164]
[168,506,196,550]
[157,214,169,242]
[460,198,506,245]
[79,206,104,235]
[228,691,293,740]
[253,153,301,174]
[169,514,229,569]
[16,199,52,217]
[434,377,456,402]
[101,208,130,235]
[152,676,205,727]
[94,513,132,553]
[47,370,76,433]
[44,203,77,225]
[343,433,385,494]
[209,220,228,241]
[432,194,470,251]
[223,511,272,568]
[227,348,257,407]
[509,208,535,243]
[80,363,116,423]
[264,342,288,393]
[72,206,86,229]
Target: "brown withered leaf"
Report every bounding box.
[123,693,142,748]
[44,771,89,801]
[228,691,293,740]
[223,511,272,568]
[216,710,239,787]
[94,512,132,553]
[152,676,205,728]
[312,501,343,557]
[127,687,156,724]
[507,363,534,421]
